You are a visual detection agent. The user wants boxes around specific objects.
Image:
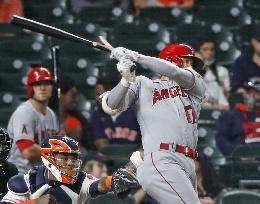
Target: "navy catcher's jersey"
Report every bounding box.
[1,166,97,204]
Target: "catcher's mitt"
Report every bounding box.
[111,165,140,198]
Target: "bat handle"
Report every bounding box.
[98,36,136,72]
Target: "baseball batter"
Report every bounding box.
[7,67,59,174]
[100,44,206,203]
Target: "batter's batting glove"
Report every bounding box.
[117,58,136,84]
[111,47,139,62]
[111,167,140,198]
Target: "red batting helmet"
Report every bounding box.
[27,67,54,97]
[158,43,204,74]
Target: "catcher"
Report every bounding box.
[1,135,139,204]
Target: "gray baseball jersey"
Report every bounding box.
[129,69,205,203]
[129,69,204,155]
[7,100,58,174]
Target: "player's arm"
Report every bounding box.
[18,141,41,163]
[100,60,139,114]
[84,168,139,198]
[111,47,206,98]
[12,110,41,163]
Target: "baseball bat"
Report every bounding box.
[11,15,136,72]
[11,15,112,52]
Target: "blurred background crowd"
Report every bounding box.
[0,0,260,203]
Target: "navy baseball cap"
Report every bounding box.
[84,151,114,166]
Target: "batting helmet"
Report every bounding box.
[27,67,54,97]
[158,43,204,73]
[41,135,81,185]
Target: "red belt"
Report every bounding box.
[160,143,198,159]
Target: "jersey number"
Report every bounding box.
[184,105,197,124]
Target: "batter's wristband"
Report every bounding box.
[105,176,113,191]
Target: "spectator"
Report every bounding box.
[7,67,59,174]
[0,0,23,23]
[195,154,225,204]
[197,36,230,111]
[82,151,113,178]
[0,127,18,200]
[231,26,260,92]
[133,0,196,15]
[90,75,141,149]
[70,0,131,14]
[58,75,92,153]
[215,77,260,156]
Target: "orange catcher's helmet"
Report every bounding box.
[41,135,82,185]
[27,67,54,97]
[158,43,204,73]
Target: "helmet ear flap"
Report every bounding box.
[171,56,184,68]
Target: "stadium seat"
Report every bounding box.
[245,0,260,9]
[231,144,260,161]
[195,6,251,29]
[216,41,241,66]
[87,193,134,204]
[139,7,193,27]
[175,24,234,49]
[0,59,31,74]
[43,57,99,76]
[48,22,107,45]
[0,92,22,127]
[199,110,223,123]
[0,108,16,128]
[220,160,260,188]
[198,0,243,8]
[77,7,128,27]
[215,189,260,204]
[0,92,21,107]
[98,144,138,157]
[198,125,216,147]
[58,42,110,66]
[0,24,27,37]
[235,24,256,51]
[118,40,166,59]
[111,22,170,45]
[197,125,222,163]
[197,143,225,172]
[23,0,67,8]
[0,39,51,63]
[0,73,27,94]
[247,7,260,24]
[23,0,73,24]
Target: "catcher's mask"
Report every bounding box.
[27,67,54,97]
[0,127,12,162]
[158,43,205,75]
[41,135,82,185]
